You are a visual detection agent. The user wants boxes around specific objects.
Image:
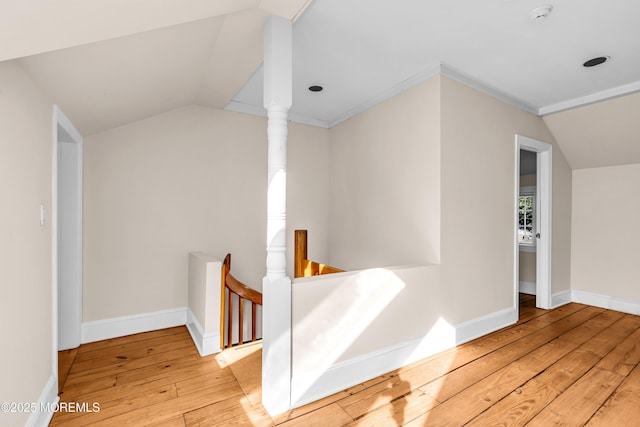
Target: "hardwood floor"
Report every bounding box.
[52,296,640,426]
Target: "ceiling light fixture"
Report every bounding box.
[583,56,610,67]
[308,85,323,92]
[529,4,553,21]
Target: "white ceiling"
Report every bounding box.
[231,0,640,126]
[4,0,640,169]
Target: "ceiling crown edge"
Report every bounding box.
[440,63,538,116]
[327,64,443,128]
[538,80,640,116]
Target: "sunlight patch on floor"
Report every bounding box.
[221,341,263,408]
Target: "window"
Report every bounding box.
[518,186,535,248]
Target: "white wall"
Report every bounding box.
[187,252,222,355]
[325,74,573,324]
[329,76,441,270]
[291,265,446,406]
[83,106,330,323]
[287,122,331,273]
[440,76,572,321]
[571,163,640,304]
[285,74,574,409]
[0,61,54,427]
[328,74,572,325]
[520,173,536,187]
[519,251,536,286]
[551,137,573,301]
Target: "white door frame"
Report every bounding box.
[515,135,552,310]
[53,105,83,355]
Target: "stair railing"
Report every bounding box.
[294,229,344,278]
[220,253,262,349]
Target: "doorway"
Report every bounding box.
[518,149,537,300]
[54,105,83,351]
[515,135,552,310]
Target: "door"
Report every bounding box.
[55,106,83,350]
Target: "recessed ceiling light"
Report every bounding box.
[308,85,323,92]
[583,56,610,67]
[529,5,553,21]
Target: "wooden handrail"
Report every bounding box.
[294,230,307,278]
[220,253,262,349]
[294,230,344,278]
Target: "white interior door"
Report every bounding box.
[55,106,83,350]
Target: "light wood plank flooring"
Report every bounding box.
[52,296,640,426]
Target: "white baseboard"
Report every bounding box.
[291,305,517,408]
[26,373,59,427]
[186,308,221,356]
[571,290,640,315]
[551,290,572,308]
[518,281,536,295]
[82,307,187,344]
[292,337,431,408]
[455,306,518,344]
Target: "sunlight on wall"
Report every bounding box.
[407,317,456,363]
[291,268,405,402]
[266,169,286,245]
[266,169,287,276]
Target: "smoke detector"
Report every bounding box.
[529,5,553,21]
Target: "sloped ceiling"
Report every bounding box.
[0,0,258,61]
[20,18,226,134]
[3,0,639,170]
[543,92,640,169]
[10,0,310,135]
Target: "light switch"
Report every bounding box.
[40,204,46,226]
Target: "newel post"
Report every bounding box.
[262,15,292,415]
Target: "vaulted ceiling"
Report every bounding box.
[4,0,640,169]
[6,0,311,135]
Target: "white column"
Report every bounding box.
[265,105,288,278]
[262,15,292,416]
